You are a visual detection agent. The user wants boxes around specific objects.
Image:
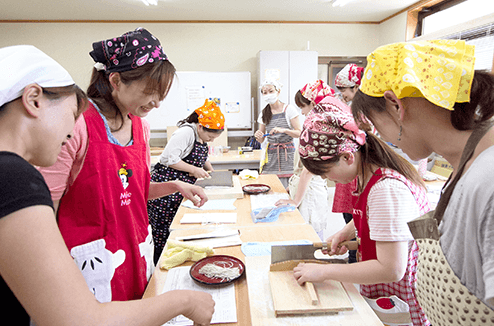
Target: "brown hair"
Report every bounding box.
[351,70,494,131]
[294,90,311,108]
[87,59,176,131]
[177,111,224,134]
[300,132,425,192]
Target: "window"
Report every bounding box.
[318,56,367,90]
[411,0,494,71]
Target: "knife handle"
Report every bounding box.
[313,240,358,251]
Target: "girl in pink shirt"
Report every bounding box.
[294,99,431,326]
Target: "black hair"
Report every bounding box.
[300,132,425,193]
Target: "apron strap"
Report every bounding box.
[408,120,494,240]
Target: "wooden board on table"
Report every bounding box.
[269,268,353,317]
[202,175,244,200]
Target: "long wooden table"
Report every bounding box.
[169,174,307,230]
[143,174,383,325]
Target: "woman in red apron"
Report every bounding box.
[38,28,211,309]
[352,40,494,325]
[148,100,224,263]
[1,45,214,326]
[293,101,431,325]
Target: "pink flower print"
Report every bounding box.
[108,41,113,47]
[300,130,309,143]
[136,53,150,67]
[113,59,119,66]
[151,47,162,58]
[133,39,139,46]
[299,145,309,157]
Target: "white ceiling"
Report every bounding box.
[0,0,420,22]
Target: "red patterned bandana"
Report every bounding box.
[300,79,335,105]
[334,64,364,88]
[299,96,366,161]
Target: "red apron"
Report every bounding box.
[352,168,431,326]
[57,103,153,302]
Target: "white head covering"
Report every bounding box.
[259,79,283,92]
[0,45,75,107]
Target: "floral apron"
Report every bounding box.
[147,125,208,264]
[57,103,153,302]
[408,121,494,326]
[353,168,431,326]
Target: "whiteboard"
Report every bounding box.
[145,71,252,134]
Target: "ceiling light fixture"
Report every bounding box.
[141,0,158,6]
[332,0,353,7]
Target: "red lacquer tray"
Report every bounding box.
[190,255,245,285]
[242,184,271,195]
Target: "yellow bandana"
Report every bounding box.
[360,40,475,110]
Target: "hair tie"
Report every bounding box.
[94,62,106,72]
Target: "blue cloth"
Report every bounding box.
[241,240,312,257]
[89,99,134,146]
[250,204,296,223]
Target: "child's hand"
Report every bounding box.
[293,263,328,285]
[190,167,210,179]
[275,198,297,207]
[323,232,350,256]
[180,290,215,325]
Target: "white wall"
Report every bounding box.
[378,12,408,46]
[0,22,381,94]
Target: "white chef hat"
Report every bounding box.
[0,45,75,107]
[259,79,283,92]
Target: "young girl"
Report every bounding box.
[275,80,337,239]
[254,80,301,188]
[333,63,365,263]
[293,100,431,326]
[38,28,208,303]
[148,99,224,263]
[0,45,214,326]
[352,39,494,323]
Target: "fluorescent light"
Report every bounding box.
[332,0,353,7]
[141,0,158,5]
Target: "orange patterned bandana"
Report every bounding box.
[195,99,225,130]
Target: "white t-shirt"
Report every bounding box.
[158,123,208,166]
[438,145,494,309]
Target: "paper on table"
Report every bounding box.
[161,266,237,325]
[180,213,237,224]
[175,229,242,248]
[180,235,242,248]
[250,192,289,210]
[181,198,237,210]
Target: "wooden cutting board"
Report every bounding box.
[202,175,244,200]
[269,260,354,317]
[195,171,233,187]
